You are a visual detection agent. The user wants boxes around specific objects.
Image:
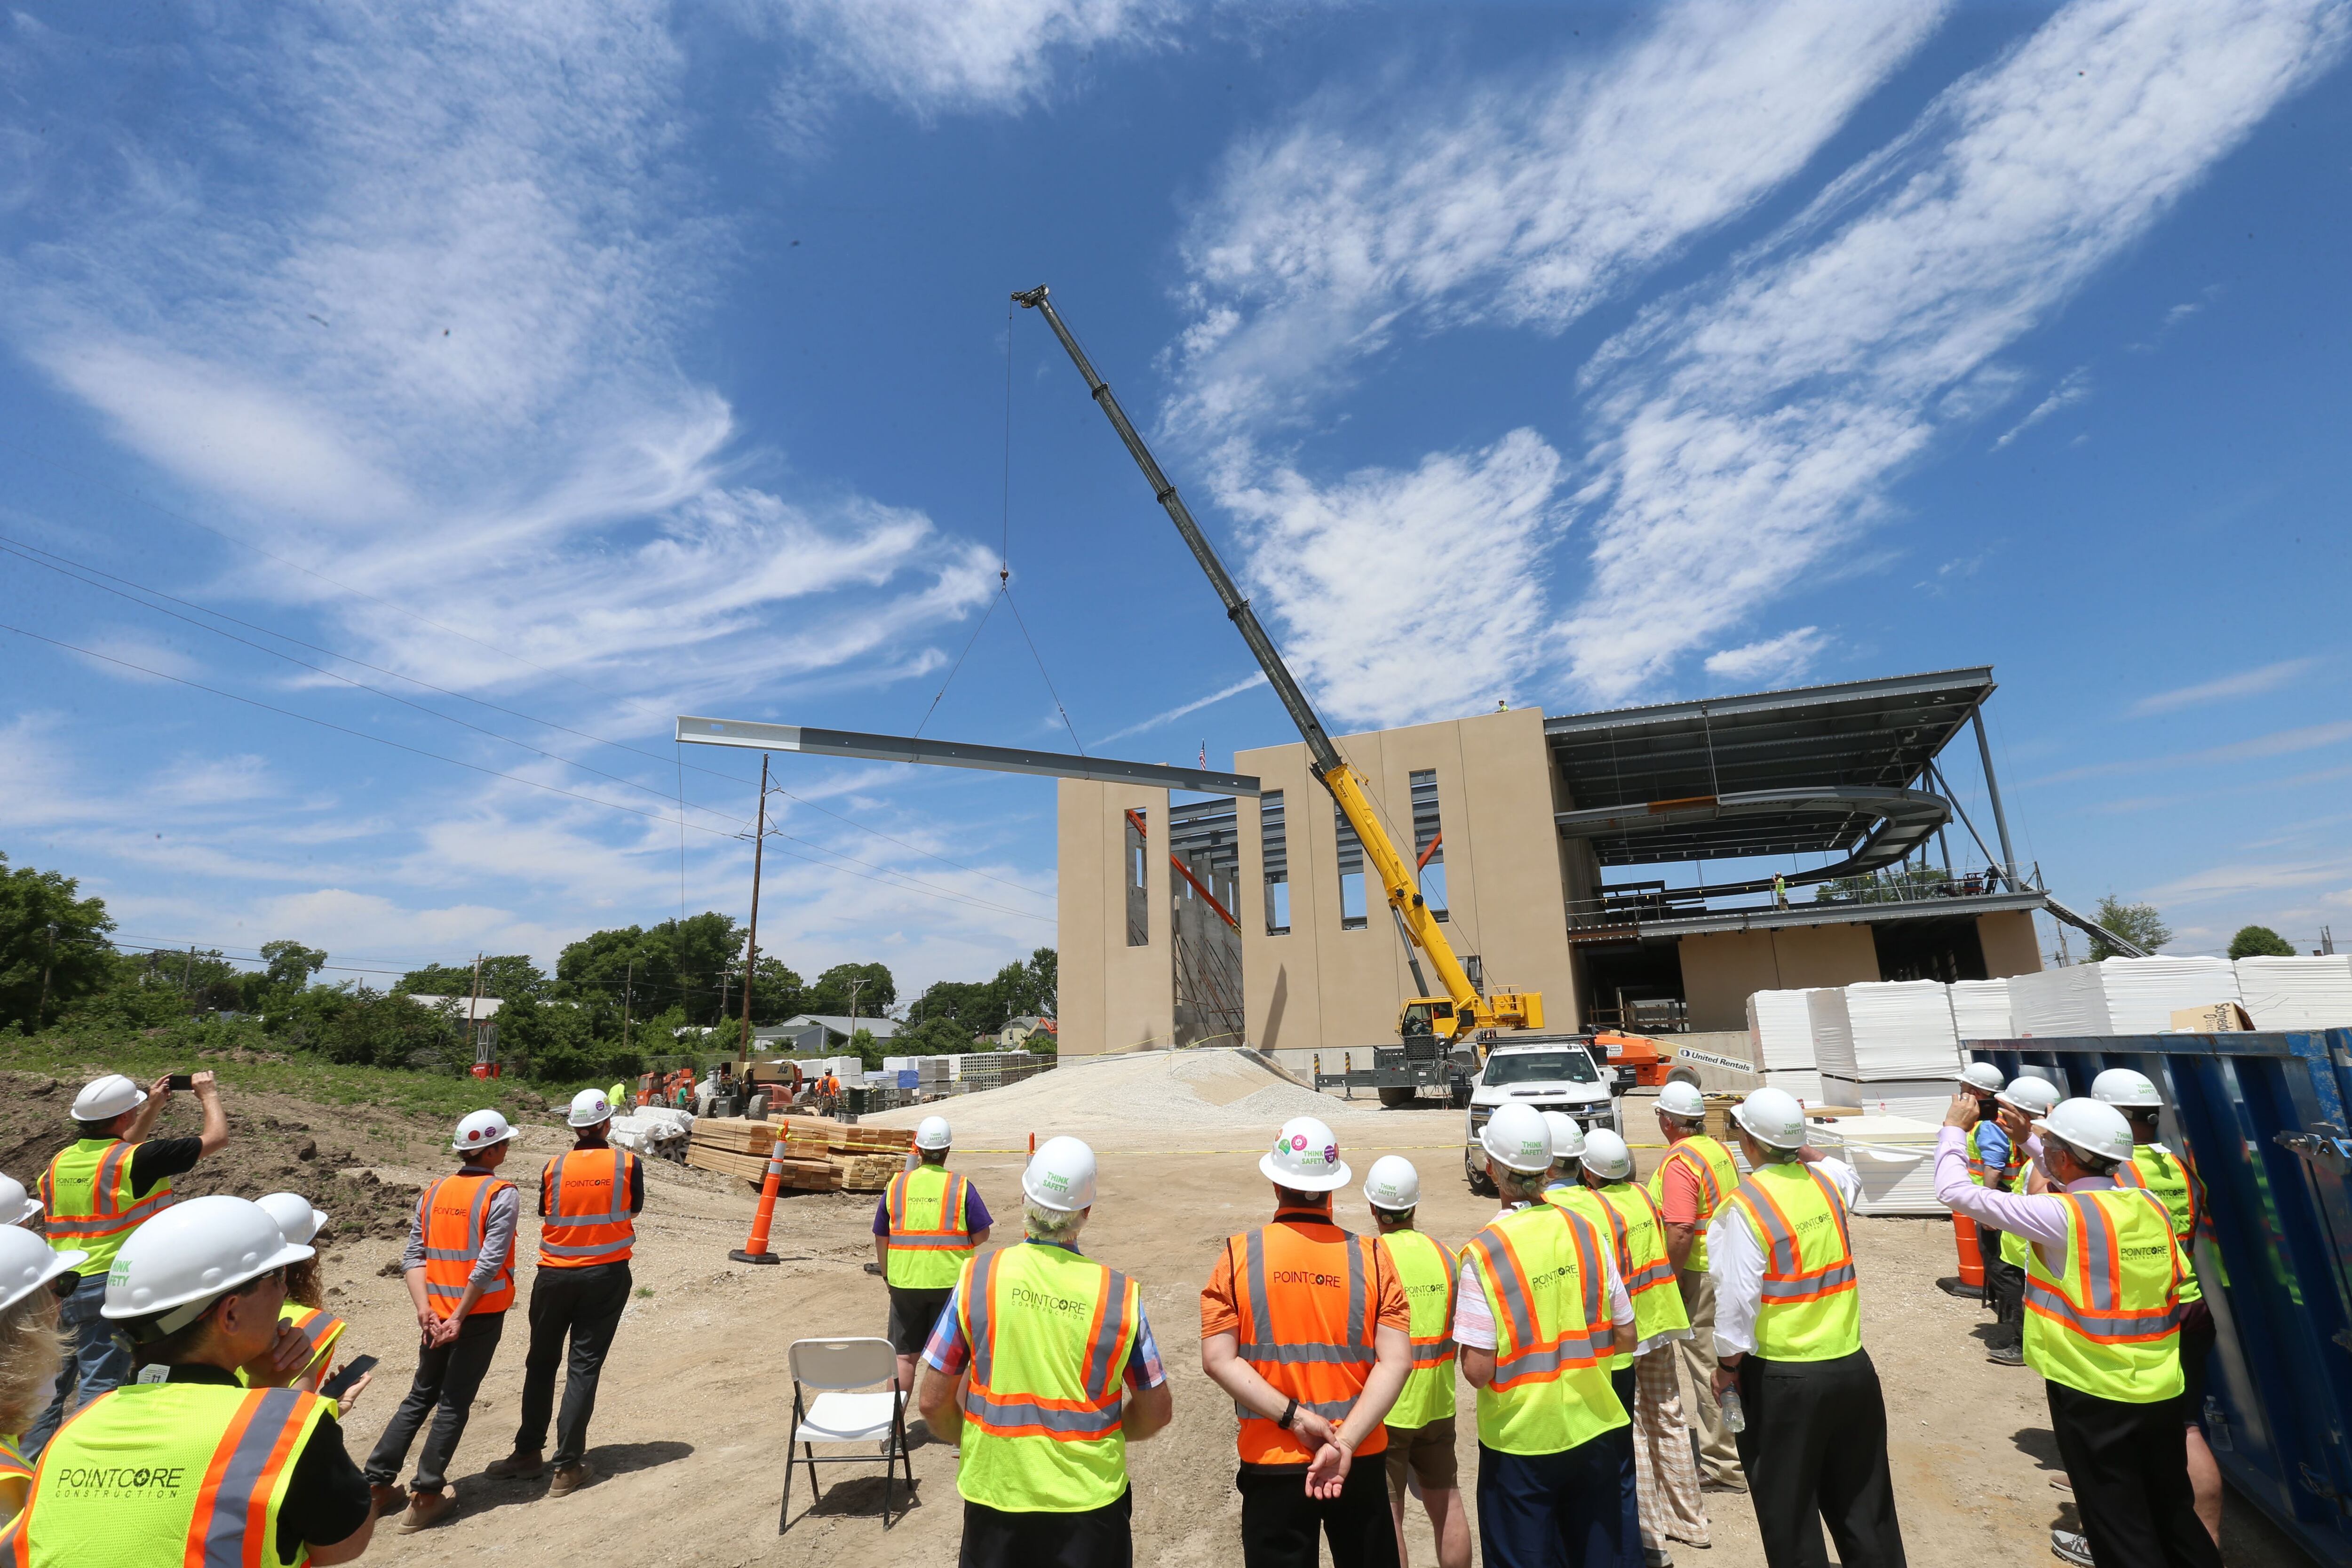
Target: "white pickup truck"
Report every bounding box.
[1462,1037,1617,1195]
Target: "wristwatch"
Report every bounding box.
[1277,1396,1299,1430]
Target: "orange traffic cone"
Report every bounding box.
[731,1133,788,1265]
[1951,1209,1984,1289]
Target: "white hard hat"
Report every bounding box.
[2038,1098,2136,1164]
[453,1108,516,1153]
[2091,1068,2161,1110]
[0,1172,40,1228]
[1655,1081,1705,1120]
[1957,1061,2006,1095]
[72,1074,146,1122]
[1542,1111,1587,1163]
[568,1089,614,1128]
[254,1192,328,1246]
[1260,1116,1351,1193]
[1581,1128,1634,1181]
[914,1116,953,1151]
[102,1195,311,1325]
[0,1226,82,1312]
[1479,1102,1552,1174]
[1997,1075,2061,1117]
[1363,1155,1421,1211]
[1023,1137,1097,1212]
[1733,1087,1808,1150]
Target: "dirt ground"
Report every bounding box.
[6,1064,2312,1568]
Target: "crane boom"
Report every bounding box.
[1015,285,1538,1043]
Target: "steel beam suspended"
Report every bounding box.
[675,716,1259,796]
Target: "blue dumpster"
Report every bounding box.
[1969,1030,2352,1568]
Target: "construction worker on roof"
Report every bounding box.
[1980,1075,2061,1367]
[1647,1080,1744,1494]
[483,1089,645,1500]
[1708,1088,1905,1568]
[364,1109,522,1535]
[1538,1112,1639,1558]
[1457,1102,1637,1568]
[1202,1115,1413,1567]
[10,1195,379,1566]
[1581,1127,1708,1564]
[2096,1067,2223,1554]
[877,1116,992,1403]
[1362,1156,1468,1568]
[24,1071,230,1458]
[243,1194,366,1406]
[920,1137,1172,1567]
[1939,1090,2207,1568]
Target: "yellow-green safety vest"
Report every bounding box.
[1723,1162,1861,1362]
[954,1242,1141,1512]
[2113,1146,2203,1306]
[1462,1204,1626,1456]
[1543,1183,1632,1369]
[12,1382,330,1568]
[884,1164,974,1290]
[1377,1228,1457,1430]
[1649,1136,1738,1274]
[1964,1124,2024,1190]
[2023,1187,2185,1403]
[1590,1180,1690,1349]
[39,1140,175,1279]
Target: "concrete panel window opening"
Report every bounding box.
[1261,790,1290,935]
[1334,802,1368,930]
[1124,807,1149,947]
[1409,769,1449,922]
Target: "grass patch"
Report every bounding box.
[634,1285,655,1299]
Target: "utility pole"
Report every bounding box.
[847,976,867,1066]
[468,952,485,1069]
[738,753,769,1072]
[622,958,635,1055]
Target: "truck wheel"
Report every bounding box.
[1465,1154,1496,1197]
[1378,1086,1418,1109]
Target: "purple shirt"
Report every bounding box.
[1935,1127,2117,1274]
[872,1178,992,1238]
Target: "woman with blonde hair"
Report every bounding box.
[0,1226,82,1524]
[249,1194,368,1407]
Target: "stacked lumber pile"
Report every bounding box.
[684,1116,914,1193]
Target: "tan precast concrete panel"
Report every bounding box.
[1678,923,1883,1032]
[1976,911,2044,978]
[1056,779,1176,1057]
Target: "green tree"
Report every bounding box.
[2086,895,2172,961]
[807,961,895,1019]
[558,914,747,1032]
[847,1027,884,1069]
[0,853,117,1031]
[495,990,618,1083]
[899,1015,979,1055]
[2227,925,2297,959]
[396,955,547,1001]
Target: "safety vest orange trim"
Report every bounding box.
[1726,1167,1858,1305]
[39,1141,175,1242]
[1662,1142,1725,1218]
[2024,1191,2184,1343]
[959,1250,1138,1441]
[285,1305,346,1379]
[1463,1205,1612,1389]
[0,1435,25,1483]
[1225,1214,1390,1465]
[1589,1185,1677,1297]
[539,1148,637,1269]
[2111,1150,2201,1237]
[885,1170,972,1250]
[420,1174,515,1317]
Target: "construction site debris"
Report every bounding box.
[685,1116,914,1191]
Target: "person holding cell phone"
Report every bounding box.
[246,1194,372,1413]
[24,1070,231,1457]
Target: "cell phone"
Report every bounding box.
[166,1074,194,1091]
[318,1354,377,1400]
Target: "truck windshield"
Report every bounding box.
[1482,1050,1597,1087]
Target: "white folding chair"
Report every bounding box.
[779,1336,914,1533]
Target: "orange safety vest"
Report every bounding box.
[1220,1210,1390,1466]
[539,1147,638,1269]
[420,1172,516,1317]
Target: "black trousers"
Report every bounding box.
[365,1310,506,1493]
[1608,1365,1640,1550]
[1979,1225,2025,1349]
[1732,1349,1906,1568]
[2047,1380,2219,1568]
[960,1488,1133,1568]
[515,1262,631,1467]
[1237,1460,1400,1568]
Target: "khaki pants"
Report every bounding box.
[1673,1269,1746,1488]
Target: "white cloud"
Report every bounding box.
[2130,657,2319,717]
[1990,366,2091,450]
[1559,0,2348,700]
[1703,628,1828,687]
[2034,719,2352,786]
[1095,671,1269,747]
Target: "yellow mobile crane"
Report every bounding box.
[1016,287,1542,1100]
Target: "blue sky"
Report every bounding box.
[2,0,2348,999]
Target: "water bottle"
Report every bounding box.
[1717,1385,1747,1434]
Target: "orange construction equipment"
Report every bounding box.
[1950,1208,1984,1289]
[1594,1031,1673,1088]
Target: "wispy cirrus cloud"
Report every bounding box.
[2129,657,2320,716]
[1094,671,1268,747]
[2034,718,2352,786]
[1703,628,1829,687]
[1990,367,2091,451]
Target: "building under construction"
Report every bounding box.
[1057,667,2053,1058]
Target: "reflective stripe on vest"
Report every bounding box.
[0,1435,25,1483]
[956,1244,1140,1512]
[2114,1146,2202,1305]
[1378,1228,1457,1431]
[39,1140,175,1275]
[1648,1136,1736,1273]
[1542,1185,1632,1368]
[885,1167,974,1290]
[1226,1214,1389,1465]
[1593,1181,1691,1347]
[238,1305,348,1390]
[1725,1163,1861,1362]
[540,1148,637,1268]
[1464,1203,1626,1456]
[1964,1125,2025,1190]
[2023,1188,2185,1403]
[12,1383,327,1568]
[421,1173,515,1317]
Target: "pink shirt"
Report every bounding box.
[1934,1126,2117,1274]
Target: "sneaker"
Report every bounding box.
[484,1450,546,1480]
[396,1490,456,1534]
[548,1464,590,1498]
[368,1483,408,1519]
[2050,1528,2095,1566]
[1986,1344,2026,1367]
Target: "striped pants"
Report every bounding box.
[1634,1342,1710,1549]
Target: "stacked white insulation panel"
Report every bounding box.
[1842,980,1963,1078]
[1948,978,2014,1043]
[1806,989,1857,1079]
[1747,989,1827,1103]
[2011,957,2240,1035]
[2233,956,2352,1029]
